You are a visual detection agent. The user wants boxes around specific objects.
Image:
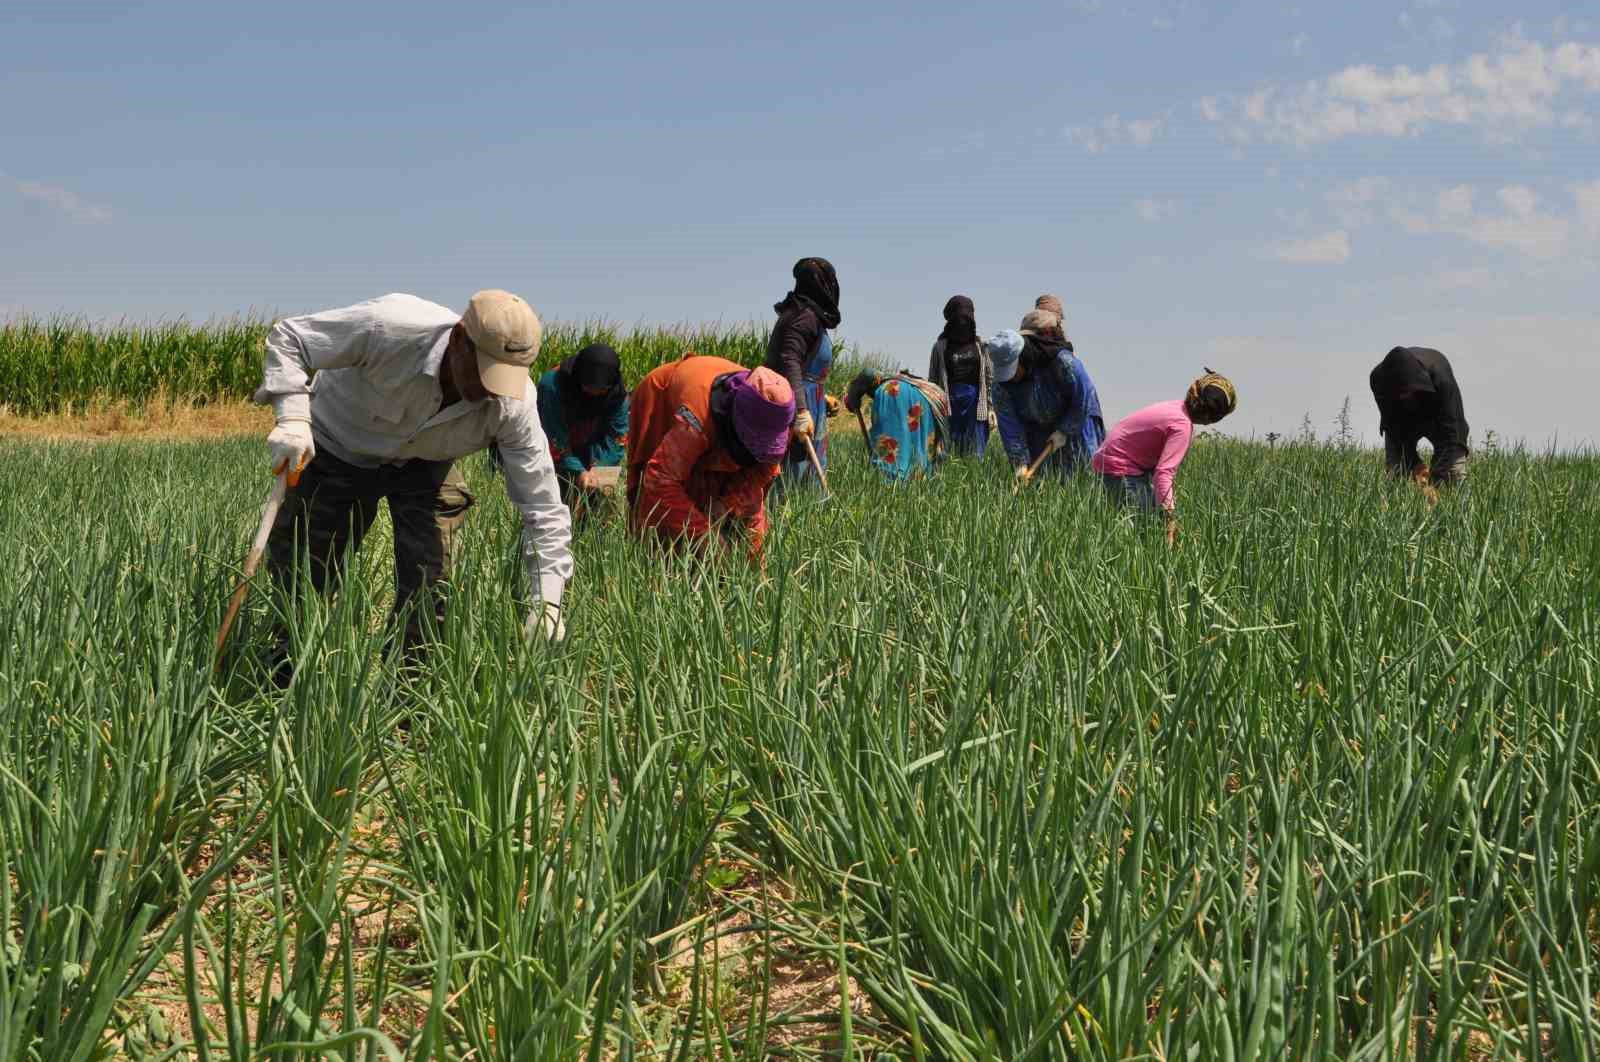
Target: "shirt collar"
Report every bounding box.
[422,327,453,379]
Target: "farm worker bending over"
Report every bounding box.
[844,371,949,482]
[536,342,629,509]
[1091,370,1237,546]
[927,295,993,457]
[1369,346,1469,495]
[627,356,794,558]
[989,312,1106,481]
[765,257,839,486]
[255,291,573,671]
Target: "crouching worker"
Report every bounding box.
[1369,346,1469,497]
[626,356,794,558]
[536,342,629,513]
[989,314,1106,483]
[844,371,949,482]
[1091,370,1236,546]
[255,291,573,681]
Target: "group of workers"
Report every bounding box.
[252,257,1472,671]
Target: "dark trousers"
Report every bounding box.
[266,450,474,660]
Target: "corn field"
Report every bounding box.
[1,425,1598,1059]
[0,317,863,416]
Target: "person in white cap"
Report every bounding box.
[254,291,572,679]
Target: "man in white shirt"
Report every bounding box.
[254,290,573,676]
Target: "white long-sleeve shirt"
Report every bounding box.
[253,293,572,606]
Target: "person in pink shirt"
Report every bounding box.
[1090,370,1237,545]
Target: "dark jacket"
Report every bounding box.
[763,304,823,398]
[1369,346,1469,465]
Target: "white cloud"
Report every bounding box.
[10,178,112,224]
[1265,229,1352,264]
[1574,179,1600,234]
[1064,112,1170,153]
[1200,33,1600,147]
[1134,198,1179,222]
[1423,266,1498,294]
[1379,182,1572,259]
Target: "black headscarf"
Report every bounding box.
[1021,332,1067,371]
[774,256,841,329]
[939,295,978,349]
[556,343,626,418]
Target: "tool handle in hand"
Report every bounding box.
[800,432,829,495]
[213,472,289,673]
[1012,437,1061,494]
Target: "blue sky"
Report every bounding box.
[3,0,1597,447]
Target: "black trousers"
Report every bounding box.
[265,450,474,657]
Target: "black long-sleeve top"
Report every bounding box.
[1369,346,1470,465]
[763,305,823,398]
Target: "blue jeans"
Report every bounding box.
[1099,472,1156,513]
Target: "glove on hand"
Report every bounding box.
[268,418,315,485]
[1014,463,1034,482]
[793,409,815,437]
[1047,430,1069,451]
[987,409,998,432]
[524,601,566,642]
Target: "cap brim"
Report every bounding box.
[478,352,530,399]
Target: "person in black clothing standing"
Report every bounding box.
[765,257,841,444]
[1369,346,1470,495]
[927,295,993,456]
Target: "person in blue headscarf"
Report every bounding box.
[989,312,1106,483]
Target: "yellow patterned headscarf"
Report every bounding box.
[1186,368,1237,417]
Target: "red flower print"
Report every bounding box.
[877,436,899,462]
[905,404,922,432]
[885,380,902,398]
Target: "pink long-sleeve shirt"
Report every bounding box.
[1090,399,1193,511]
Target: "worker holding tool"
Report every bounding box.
[844,370,949,482]
[989,311,1106,484]
[1369,346,1470,498]
[1091,370,1237,546]
[253,290,573,679]
[626,356,794,559]
[764,257,839,489]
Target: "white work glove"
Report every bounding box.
[792,409,815,438]
[267,418,315,483]
[524,602,566,642]
[523,573,567,642]
[1047,430,1069,451]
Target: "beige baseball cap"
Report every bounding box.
[461,290,541,399]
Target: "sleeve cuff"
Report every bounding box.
[272,394,312,423]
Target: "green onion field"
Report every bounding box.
[1,325,1598,1059]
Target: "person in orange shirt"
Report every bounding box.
[626,356,795,558]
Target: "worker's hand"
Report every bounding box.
[988,409,998,432]
[824,394,841,418]
[1164,512,1179,547]
[268,418,315,486]
[1047,430,1069,451]
[576,469,600,490]
[523,602,566,643]
[1014,463,1034,484]
[792,409,815,438]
